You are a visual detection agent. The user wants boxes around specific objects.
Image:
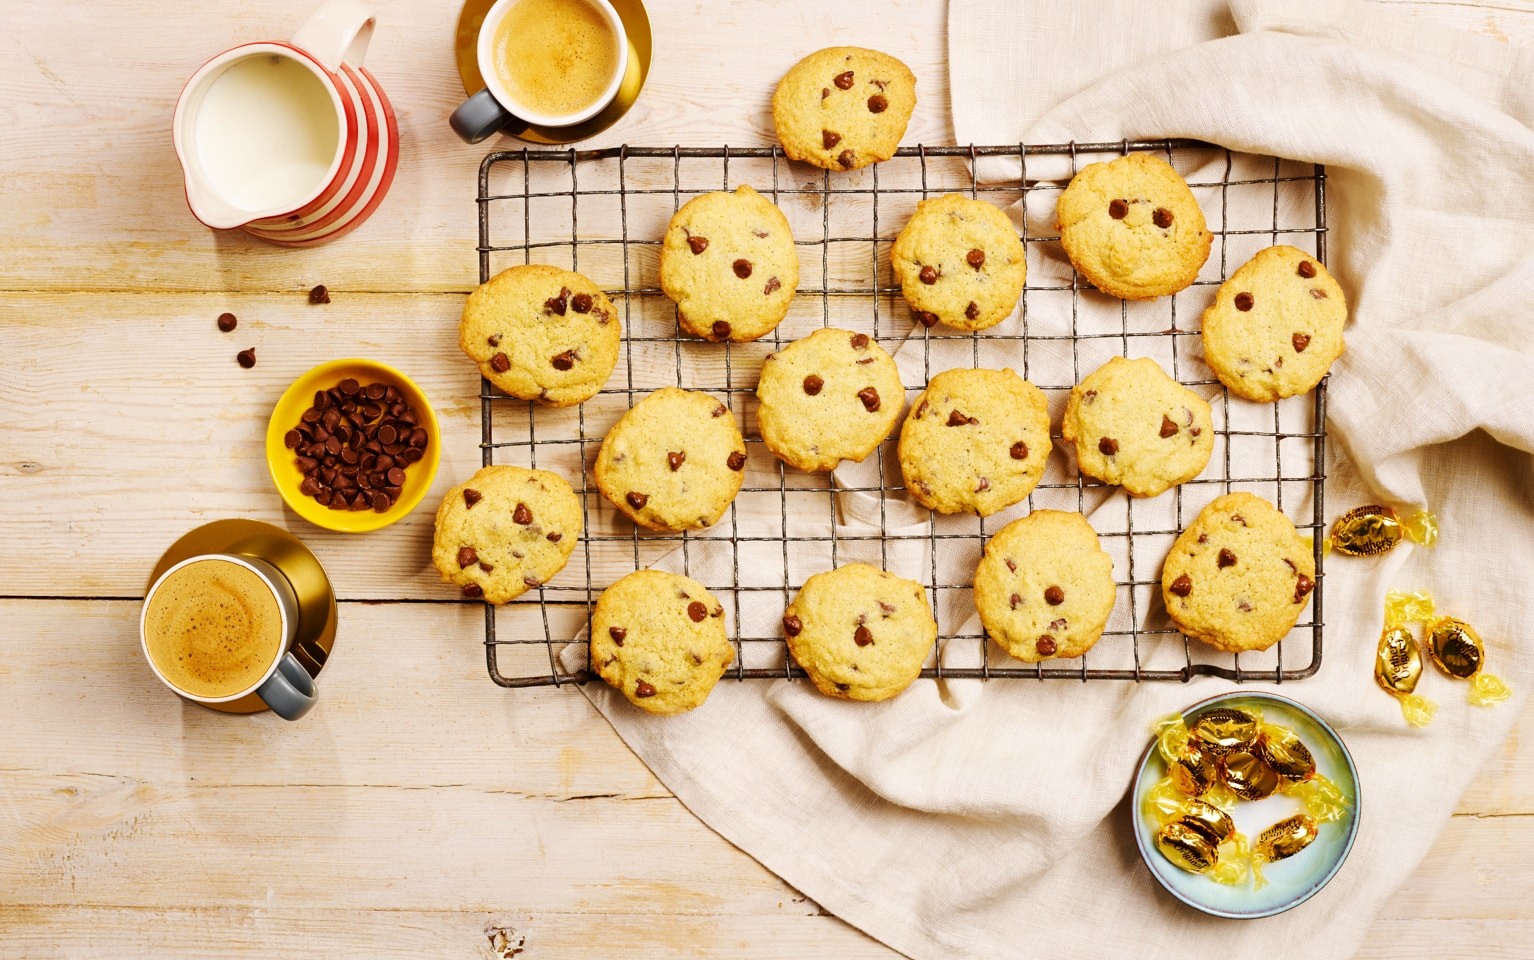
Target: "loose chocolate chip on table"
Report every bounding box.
[1234,292,1255,311]
[833,70,854,89]
[609,627,626,645]
[763,276,781,296]
[1045,585,1065,606]
[1218,548,1237,568]
[1153,207,1174,228]
[236,348,256,368]
[668,451,686,472]
[1297,260,1317,279]
[308,284,330,304]
[1036,636,1058,656]
[1109,199,1129,219]
[463,583,483,599]
[687,601,708,623]
[802,374,824,396]
[216,312,237,332]
[1169,574,1193,597]
[732,259,753,279]
[712,320,731,339]
[1293,332,1311,352]
[727,451,747,471]
[1099,437,1119,455]
[1294,573,1315,602]
[1160,415,1179,438]
[837,149,856,169]
[947,409,976,427]
[857,387,880,412]
[854,625,874,646]
[1010,441,1028,460]
[867,94,887,113]
[571,293,593,314]
[822,130,841,149]
[966,248,985,269]
[782,614,802,636]
[457,546,478,568]
[916,311,939,328]
[635,680,657,698]
[625,491,649,510]
[850,333,869,349]
[919,265,938,285]
[490,352,511,373]
[965,301,979,321]
[551,350,575,371]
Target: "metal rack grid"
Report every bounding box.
[475,139,1328,688]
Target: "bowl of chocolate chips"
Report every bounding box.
[266,358,441,532]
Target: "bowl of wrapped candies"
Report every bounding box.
[1131,691,1361,919]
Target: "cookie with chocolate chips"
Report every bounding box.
[771,46,916,172]
[432,465,582,604]
[756,327,904,472]
[1055,152,1211,300]
[590,570,735,715]
[783,562,936,701]
[1161,492,1317,653]
[891,194,1027,331]
[659,185,798,343]
[1061,356,1214,498]
[1201,245,1347,402]
[896,367,1052,516]
[594,387,747,532]
[459,264,620,406]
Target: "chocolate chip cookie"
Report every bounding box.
[1055,153,1211,300]
[1161,492,1317,653]
[1201,245,1347,401]
[973,510,1117,663]
[897,367,1052,516]
[594,387,747,532]
[659,185,798,343]
[771,46,916,172]
[1061,356,1214,498]
[459,264,620,406]
[755,327,904,472]
[590,570,735,715]
[432,465,582,603]
[783,562,936,701]
[892,194,1027,331]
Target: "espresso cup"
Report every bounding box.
[140,554,319,721]
[450,0,629,143]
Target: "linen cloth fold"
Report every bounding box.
[565,2,1534,956]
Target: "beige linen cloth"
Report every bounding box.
[564,1,1534,956]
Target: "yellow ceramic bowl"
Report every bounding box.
[265,358,441,533]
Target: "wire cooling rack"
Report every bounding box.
[475,140,1328,688]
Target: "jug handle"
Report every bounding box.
[292,0,376,73]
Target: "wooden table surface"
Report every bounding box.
[3,1,1530,956]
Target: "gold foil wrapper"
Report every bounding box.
[1156,820,1219,874]
[1168,739,1219,797]
[1329,505,1403,556]
[1375,625,1423,697]
[1428,616,1483,680]
[1253,724,1316,783]
[1255,814,1320,863]
[1190,707,1261,756]
[1219,750,1282,801]
[1178,799,1236,846]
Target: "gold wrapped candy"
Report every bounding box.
[1426,615,1511,708]
[1220,750,1282,801]
[1327,504,1437,557]
[1169,739,1219,797]
[1156,820,1219,874]
[1253,723,1316,783]
[1191,707,1261,756]
[1178,799,1236,846]
[1375,624,1437,727]
[1256,814,1319,863]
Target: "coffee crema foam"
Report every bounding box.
[144,559,284,699]
[492,0,620,119]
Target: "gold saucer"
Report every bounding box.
[146,519,338,715]
[454,0,653,145]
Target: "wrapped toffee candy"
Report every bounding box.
[1178,799,1236,846]
[1326,504,1437,557]
[1375,591,1439,727]
[1219,750,1282,801]
[1190,707,1261,756]
[1252,724,1316,783]
[1156,820,1219,875]
[1427,616,1511,706]
[1252,814,1320,888]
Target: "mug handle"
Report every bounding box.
[450,88,530,144]
[257,652,319,721]
[292,0,376,72]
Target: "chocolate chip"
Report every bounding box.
[1153,207,1174,228]
[803,375,824,396]
[1169,574,1192,597]
[308,284,330,304]
[867,94,887,113]
[821,87,830,100]
[625,491,648,510]
[299,476,320,496]
[387,467,406,486]
[551,350,575,371]
[1010,593,1022,610]
[462,583,483,599]
[1297,260,1317,279]
[966,248,985,269]
[1310,288,1328,300]
[571,293,593,313]
[236,348,256,369]
[763,276,781,296]
[1098,437,1119,455]
[513,502,532,525]
[216,312,237,332]
[1235,292,1255,311]
[976,477,990,492]
[546,531,562,542]
[1160,415,1179,438]
[284,429,302,449]
[487,334,502,347]
[522,576,541,589]
[668,450,686,471]
[1036,636,1058,656]
[635,681,657,698]
[732,259,752,279]
[1005,559,1017,572]
[490,352,511,373]
[850,333,869,349]
[858,387,880,412]
[916,310,939,328]
[947,410,976,427]
[687,235,709,255]
[919,265,938,285]
[457,546,478,568]
[822,128,843,148]
[1293,332,1311,353]
[1294,573,1315,602]
[711,320,731,339]
[782,614,802,636]
[854,625,873,646]
[727,451,746,471]
[1109,199,1128,219]
[609,627,626,645]
[544,287,570,315]
[833,70,854,89]
[1218,548,1237,568]
[837,149,856,169]
[687,601,708,623]
[1010,441,1028,460]
[712,403,728,418]
[1045,585,1065,606]
[965,301,979,321]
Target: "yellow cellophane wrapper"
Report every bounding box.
[1400,693,1438,726]
[1470,673,1511,706]
[1143,777,1187,824]
[1384,590,1436,629]
[1281,774,1350,823]
[1402,510,1438,547]
[1153,713,1192,765]
[1203,779,1241,810]
[1210,832,1252,886]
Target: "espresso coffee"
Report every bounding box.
[491,0,621,119]
[144,558,285,699]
